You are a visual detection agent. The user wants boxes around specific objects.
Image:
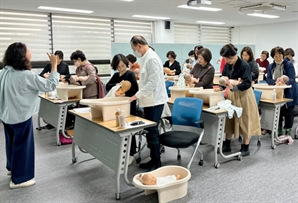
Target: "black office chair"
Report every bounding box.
[159,97,204,169]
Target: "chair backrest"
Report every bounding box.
[172,97,203,126]
[253,89,262,106]
[165,80,175,96]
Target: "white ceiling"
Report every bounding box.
[0,0,297,27]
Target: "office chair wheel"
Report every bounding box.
[177,155,181,160]
[238,155,242,161]
[295,134,298,139]
[257,140,261,146]
[214,163,220,169]
[136,157,141,164]
[36,127,42,131]
[72,157,77,163]
[198,160,204,166]
[271,144,276,149]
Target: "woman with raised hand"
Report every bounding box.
[0,42,59,188]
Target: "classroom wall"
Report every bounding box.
[231,21,298,63]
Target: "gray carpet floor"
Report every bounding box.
[1,115,298,203]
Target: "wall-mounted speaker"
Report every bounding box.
[165,21,171,29]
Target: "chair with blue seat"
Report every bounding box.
[165,80,175,97]
[159,97,205,169]
[254,89,262,146]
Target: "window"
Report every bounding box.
[113,19,152,43]
[174,23,200,44]
[0,10,51,61]
[199,25,231,44]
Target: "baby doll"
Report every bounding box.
[115,80,131,96]
[275,75,289,86]
[134,68,140,80]
[184,73,199,87]
[69,75,90,85]
[218,76,242,87]
[182,63,192,74]
[164,67,176,75]
[138,173,181,185]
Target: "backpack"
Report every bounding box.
[83,64,106,98]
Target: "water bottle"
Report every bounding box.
[220,93,225,101]
[115,108,121,127]
[119,110,126,128]
[272,89,276,101]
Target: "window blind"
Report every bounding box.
[113,19,152,43]
[0,10,51,61]
[174,23,200,44]
[51,14,112,61]
[199,25,231,44]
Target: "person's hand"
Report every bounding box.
[213,87,221,92]
[60,75,66,82]
[43,72,50,79]
[46,53,58,71]
[129,95,137,102]
[73,75,79,81]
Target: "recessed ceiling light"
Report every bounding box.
[131,15,170,20]
[196,20,225,25]
[38,6,93,14]
[247,13,279,19]
[177,5,222,12]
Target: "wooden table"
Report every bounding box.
[168,99,242,169]
[259,98,293,149]
[37,94,81,145]
[69,110,156,200]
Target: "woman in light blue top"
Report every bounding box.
[0,42,59,189]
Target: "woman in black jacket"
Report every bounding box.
[241,46,259,84]
[163,51,181,75]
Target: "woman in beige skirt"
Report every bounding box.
[216,44,261,157]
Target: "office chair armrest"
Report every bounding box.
[194,120,204,129]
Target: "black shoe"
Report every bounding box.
[146,160,161,172]
[44,124,55,130]
[241,150,250,157]
[222,141,231,153]
[139,160,153,169]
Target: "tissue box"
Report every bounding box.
[253,84,291,100]
[80,97,130,121]
[56,85,86,100]
[169,86,203,100]
[189,89,224,107]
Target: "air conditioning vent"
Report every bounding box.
[239,3,287,14]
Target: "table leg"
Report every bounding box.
[56,105,72,145]
[270,104,288,149]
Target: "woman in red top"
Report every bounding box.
[256,51,270,73]
[126,54,140,80]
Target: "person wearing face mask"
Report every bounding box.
[163,51,181,76]
[129,35,168,172]
[266,46,298,136]
[284,48,298,78]
[0,42,59,189]
[185,50,195,64]
[70,50,98,99]
[215,44,261,157]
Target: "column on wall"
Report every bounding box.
[153,21,175,43]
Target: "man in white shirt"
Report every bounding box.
[129,35,168,171]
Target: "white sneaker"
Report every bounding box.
[128,156,135,166]
[7,171,11,176]
[9,179,36,189]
